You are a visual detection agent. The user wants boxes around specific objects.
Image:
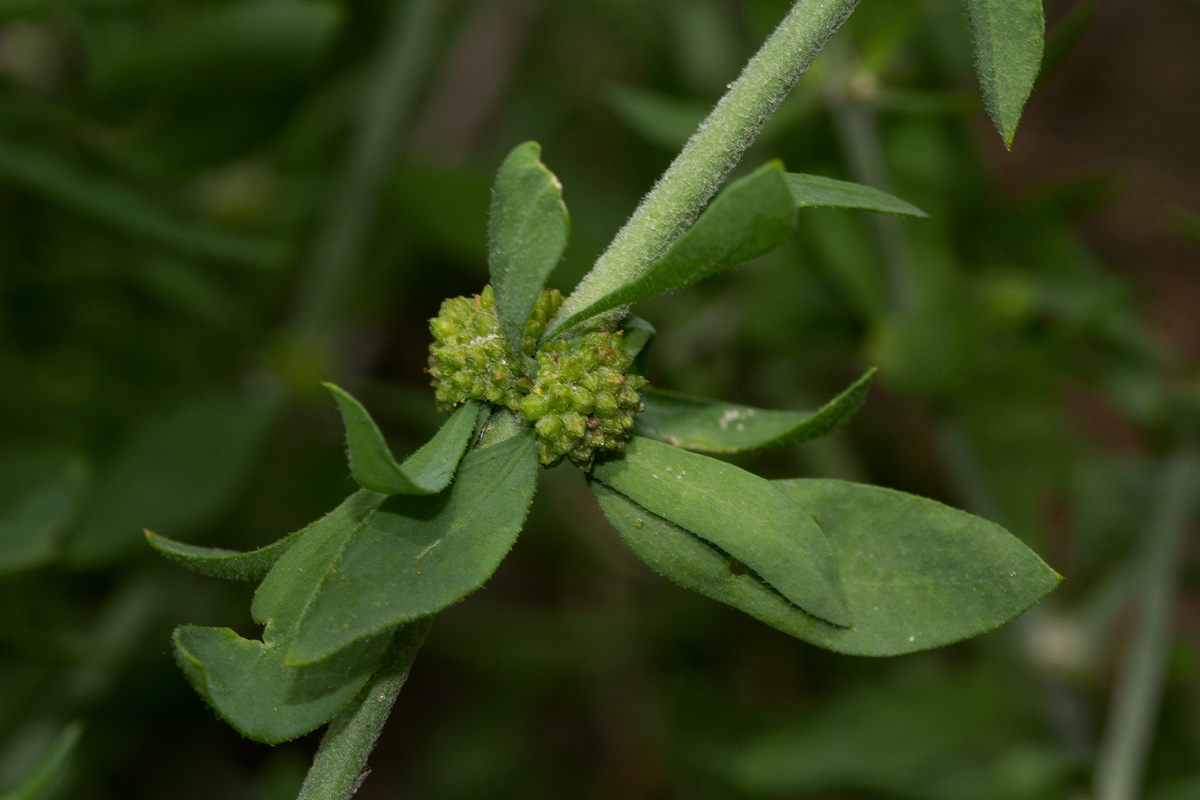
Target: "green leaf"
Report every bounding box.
[95,0,341,102]
[325,383,481,495]
[168,491,393,744]
[618,314,656,375]
[636,369,875,453]
[475,408,533,449]
[66,392,277,567]
[605,85,708,150]
[0,134,285,268]
[252,490,387,633]
[145,527,304,582]
[785,174,928,217]
[0,721,83,800]
[546,162,796,338]
[727,672,1023,794]
[592,478,1060,656]
[0,464,85,575]
[964,0,1044,147]
[590,437,849,627]
[288,427,538,665]
[488,141,570,366]
[172,625,391,745]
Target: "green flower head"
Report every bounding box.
[427,286,645,468]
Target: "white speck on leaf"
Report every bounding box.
[416,539,443,560]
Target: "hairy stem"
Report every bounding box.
[550,0,859,336]
[298,621,431,800]
[1095,451,1200,800]
[291,0,444,342]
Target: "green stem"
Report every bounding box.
[826,64,916,314]
[551,0,860,335]
[297,621,431,800]
[291,0,444,343]
[1095,451,1200,800]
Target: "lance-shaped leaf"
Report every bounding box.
[590,437,849,627]
[785,174,928,217]
[489,141,570,366]
[66,391,276,567]
[168,491,391,744]
[0,467,85,575]
[1,720,83,800]
[964,0,1044,147]
[288,427,538,665]
[545,161,796,338]
[592,478,1059,656]
[325,383,481,495]
[636,369,874,453]
[727,672,1021,794]
[146,526,303,582]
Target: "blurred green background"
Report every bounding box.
[2,0,1199,797]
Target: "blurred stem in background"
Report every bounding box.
[1095,451,1200,800]
[826,40,916,317]
[289,0,445,349]
[825,38,1006,525]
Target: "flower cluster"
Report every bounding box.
[517,332,646,467]
[427,286,645,467]
[427,285,561,412]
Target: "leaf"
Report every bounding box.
[605,85,709,150]
[546,162,796,338]
[590,437,849,627]
[475,408,532,449]
[172,625,391,745]
[169,491,392,744]
[0,721,83,800]
[592,478,1060,656]
[635,369,875,453]
[727,672,1022,795]
[66,392,277,567]
[964,0,1044,147]
[325,383,481,495]
[94,0,341,102]
[0,134,285,268]
[252,490,387,633]
[0,464,85,575]
[784,174,928,217]
[488,141,570,366]
[288,427,538,665]
[619,314,656,375]
[145,527,304,582]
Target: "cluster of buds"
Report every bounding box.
[427,286,561,412]
[517,332,646,467]
[427,286,646,468]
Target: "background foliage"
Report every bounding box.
[1,0,1199,798]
